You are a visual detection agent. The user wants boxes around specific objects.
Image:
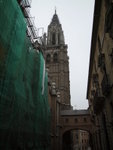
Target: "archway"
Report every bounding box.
[62,129,92,150]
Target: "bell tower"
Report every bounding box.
[47,10,65,46]
[45,10,71,109]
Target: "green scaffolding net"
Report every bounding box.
[0,0,50,149]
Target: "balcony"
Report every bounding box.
[93,89,105,114]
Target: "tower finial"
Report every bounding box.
[55,6,56,14]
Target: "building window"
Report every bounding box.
[105,4,113,39]
[52,32,56,45]
[53,53,58,62]
[92,73,98,85]
[98,53,105,69]
[84,118,87,122]
[65,118,69,123]
[75,118,78,123]
[76,134,78,139]
[46,54,51,63]
[109,48,113,63]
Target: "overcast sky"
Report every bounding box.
[31,0,95,109]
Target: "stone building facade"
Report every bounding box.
[87,0,113,150]
[48,82,61,150]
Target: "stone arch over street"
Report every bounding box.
[62,125,92,135]
[59,109,93,150]
[60,109,93,134]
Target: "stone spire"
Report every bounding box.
[47,10,65,45]
[50,11,60,25]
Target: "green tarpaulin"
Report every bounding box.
[0,0,50,149]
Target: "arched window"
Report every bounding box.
[53,53,58,62]
[58,33,60,44]
[52,32,56,45]
[46,54,51,63]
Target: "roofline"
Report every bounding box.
[86,0,102,99]
[61,114,90,116]
[60,109,90,116]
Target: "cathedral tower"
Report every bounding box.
[45,11,71,109]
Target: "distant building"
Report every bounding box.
[72,130,90,150]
